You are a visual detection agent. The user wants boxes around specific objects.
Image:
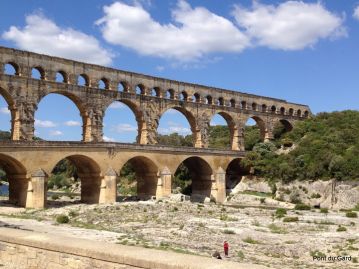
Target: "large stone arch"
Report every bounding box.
[158,106,198,146]
[118,156,159,200]
[49,154,102,204]
[225,158,248,194]
[0,153,28,206]
[103,98,145,144]
[209,111,240,150]
[244,115,267,141]
[173,156,213,202]
[36,91,89,141]
[0,87,19,140]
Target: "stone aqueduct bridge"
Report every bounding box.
[0,47,310,208]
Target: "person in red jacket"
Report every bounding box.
[223,241,229,257]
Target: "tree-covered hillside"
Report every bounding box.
[243,110,359,182]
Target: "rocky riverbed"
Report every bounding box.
[0,192,358,269]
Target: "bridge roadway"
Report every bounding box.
[0,141,245,208]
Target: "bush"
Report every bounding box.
[311,193,321,199]
[243,237,259,244]
[51,194,60,200]
[337,226,347,232]
[56,215,69,224]
[283,217,299,222]
[223,229,235,234]
[320,208,329,214]
[275,208,287,218]
[346,211,358,218]
[294,204,311,210]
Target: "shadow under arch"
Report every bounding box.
[158,106,197,146]
[273,119,294,139]
[225,158,249,195]
[0,153,28,207]
[174,156,213,202]
[36,92,88,141]
[118,156,159,200]
[104,99,144,143]
[209,111,238,150]
[246,115,266,141]
[0,87,19,140]
[49,154,102,204]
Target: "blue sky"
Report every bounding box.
[0,0,358,142]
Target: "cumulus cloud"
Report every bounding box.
[103,135,116,142]
[232,1,346,50]
[0,107,10,115]
[113,123,137,133]
[64,120,81,126]
[158,121,191,135]
[96,0,249,61]
[2,13,113,65]
[49,130,63,136]
[109,102,126,109]
[35,119,56,128]
[354,5,359,20]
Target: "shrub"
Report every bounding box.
[337,226,347,232]
[320,208,328,214]
[56,214,69,224]
[353,203,359,211]
[237,250,245,259]
[294,204,311,210]
[243,237,259,244]
[260,197,266,204]
[275,208,287,218]
[51,194,60,200]
[283,217,299,222]
[311,193,321,199]
[346,211,358,218]
[223,229,235,234]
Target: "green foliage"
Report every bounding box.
[223,229,236,234]
[275,208,287,218]
[337,225,347,232]
[47,174,71,189]
[0,131,11,141]
[345,211,358,218]
[283,217,299,222]
[244,125,262,150]
[157,133,193,147]
[241,111,359,182]
[294,204,311,210]
[56,214,69,224]
[52,159,77,179]
[320,208,329,214]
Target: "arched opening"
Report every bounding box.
[31,66,45,80]
[289,108,294,116]
[151,87,161,97]
[271,105,277,114]
[157,108,193,146]
[136,84,146,95]
[209,113,235,150]
[47,155,102,206]
[166,89,175,99]
[193,93,201,103]
[118,81,130,92]
[241,101,247,110]
[244,116,266,150]
[98,78,109,90]
[252,103,257,111]
[78,74,89,86]
[118,156,158,200]
[280,107,285,115]
[217,97,225,106]
[262,104,267,113]
[297,109,302,117]
[273,119,294,148]
[230,99,236,108]
[103,100,141,143]
[4,62,19,76]
[180,91,188,101]
[35,93,84,141]
[206,95,213,105]
[173,157,213,202]
[225,158,249,194]
[0,153,28,207]
[55,71,68,83]
[0,92,12,139]
[304,110,309,118]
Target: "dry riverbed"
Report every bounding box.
[0,194,358,269]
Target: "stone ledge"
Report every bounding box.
[0,227,268,269]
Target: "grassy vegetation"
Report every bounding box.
[294,204,311,211]
[345,211,358,218]
[56,214,69,224]
[243,236,260,244]
[275,208,287,218]
[283,217,299,223]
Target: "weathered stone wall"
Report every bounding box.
[0,227,267,269]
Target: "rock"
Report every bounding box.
[169,193,190,202]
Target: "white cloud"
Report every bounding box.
[103,135,116,142]
[233,1,346,50]
[0,107,10,115]
[109,102,126,109]
[64,120,81,126]
[156,65,165,72]
[49,130,63,136]
[2,13,113,65]
[113,123,137,133]
[35,119,56,128]
[354,5,359,20]
[158,121,191,135]
[96,0,249,61]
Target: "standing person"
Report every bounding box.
[223,241,229,257]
